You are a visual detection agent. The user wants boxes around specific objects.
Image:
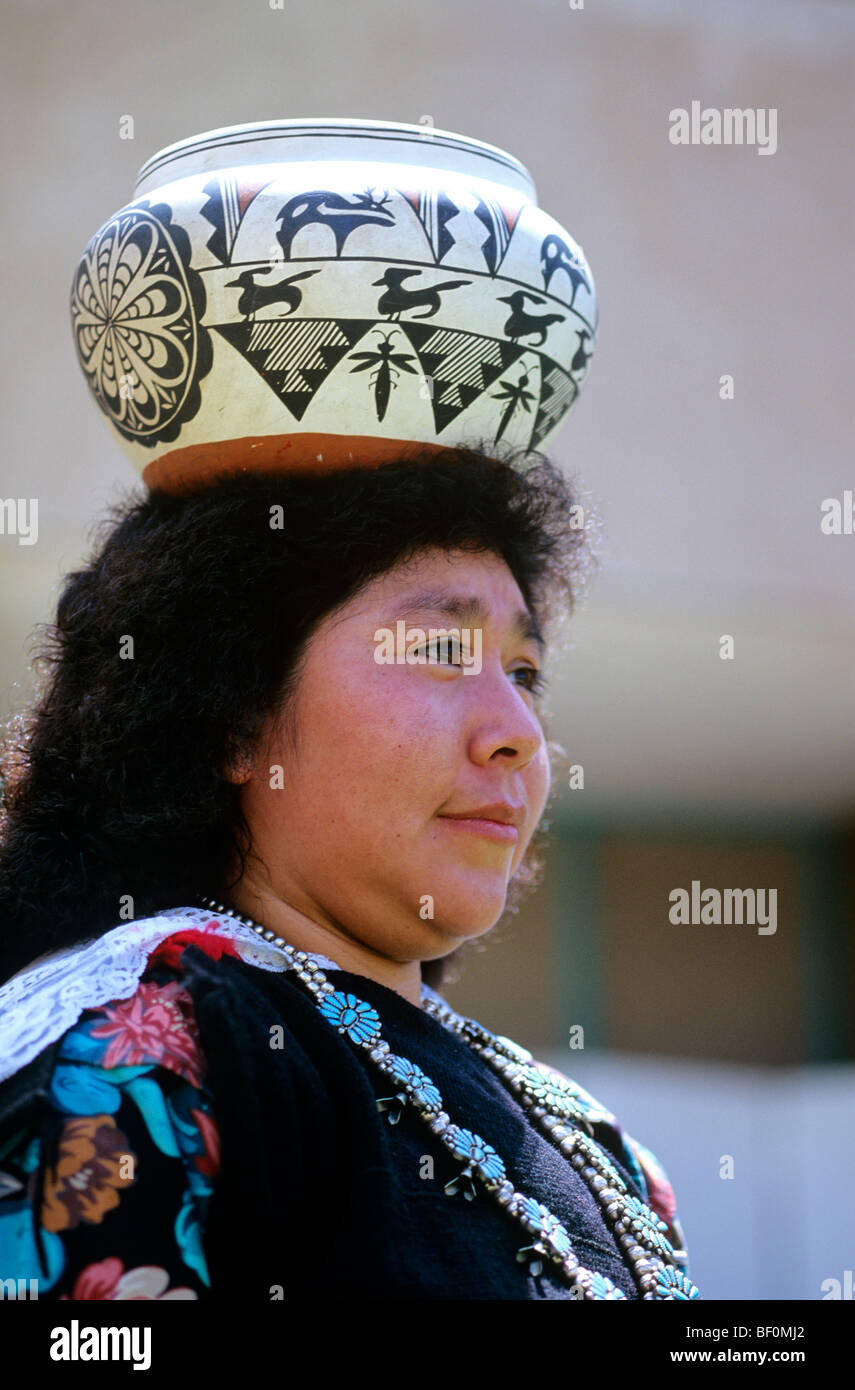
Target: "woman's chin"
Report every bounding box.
[423,888,509,943]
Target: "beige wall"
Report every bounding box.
[1,0,852,1069]
[444,819,852,1065]
[1,0,853,816]
[599,838,804,1063]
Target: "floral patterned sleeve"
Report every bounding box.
[0,958,219,1301]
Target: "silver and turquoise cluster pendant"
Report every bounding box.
[198,897,700,1301]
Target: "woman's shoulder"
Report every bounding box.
[0,907,297,1088]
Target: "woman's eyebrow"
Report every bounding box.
[390,589,545,657]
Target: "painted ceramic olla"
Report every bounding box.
[70,117,597,493]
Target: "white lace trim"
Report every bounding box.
[0,905,348,1086]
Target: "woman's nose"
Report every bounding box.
[466,670,544,770]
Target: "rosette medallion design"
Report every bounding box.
[70,200,211,446]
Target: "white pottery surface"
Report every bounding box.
[69,118,597,490]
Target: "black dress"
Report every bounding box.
[0,923,691,1300]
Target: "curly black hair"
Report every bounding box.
[0,441,595,989]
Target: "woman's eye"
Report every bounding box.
[513,666,547,695]
[404,643,546,693]
[412,637,462,663]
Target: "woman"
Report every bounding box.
[0,443,699,1300]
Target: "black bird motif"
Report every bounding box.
[496,290,565,347]
[225,267,321,321]
[570,329,593,374]
[371,267,471,320]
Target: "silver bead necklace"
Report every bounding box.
[197,896,700,1301]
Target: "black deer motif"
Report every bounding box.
[540,233,591,307]
[275,187,396,258]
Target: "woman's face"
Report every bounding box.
[233,546,551,966]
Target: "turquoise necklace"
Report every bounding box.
[199,896,700,1301]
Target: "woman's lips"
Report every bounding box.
[437,815,519,843]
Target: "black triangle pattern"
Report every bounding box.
[215,318,375,421]
[399,321,524,435]
[415,188,460,264]
[529,360,579,450]
[472,196,512,275]
[199,176,238,267]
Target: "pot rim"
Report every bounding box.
[133,115,537,201]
